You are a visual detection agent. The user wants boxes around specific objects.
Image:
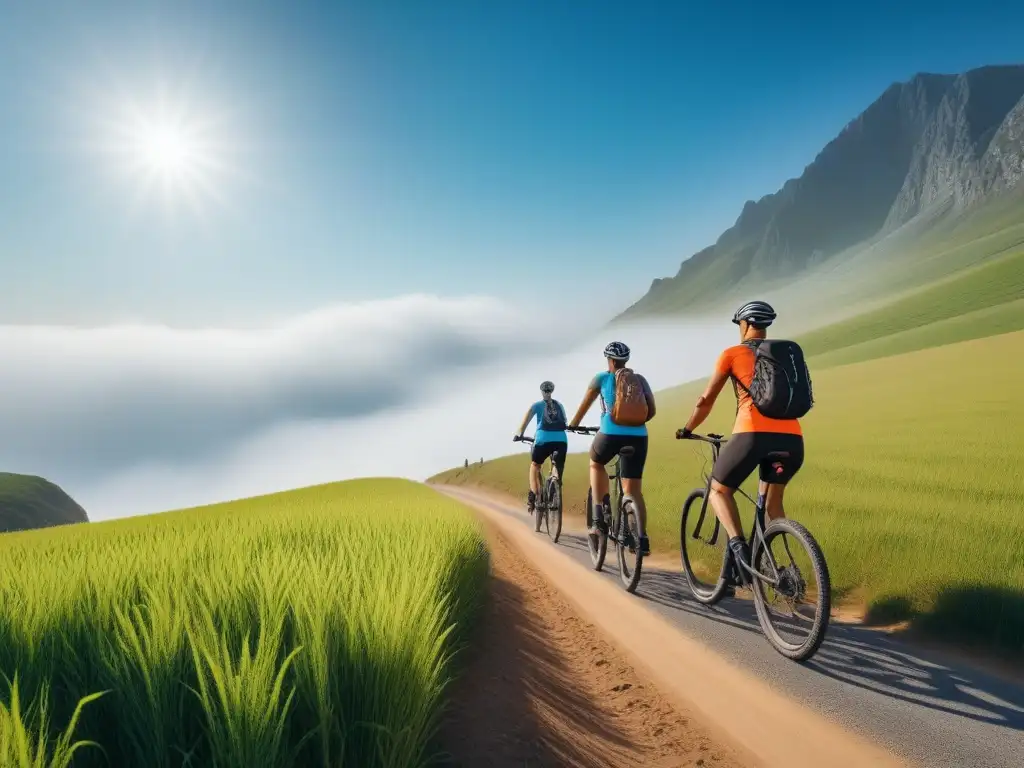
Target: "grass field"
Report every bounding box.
[433,329,1024,653]
[0,478,487,767]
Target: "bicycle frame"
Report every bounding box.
[688,436,783,588]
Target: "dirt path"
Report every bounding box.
[439,484,910,768]
[436,524,747,768]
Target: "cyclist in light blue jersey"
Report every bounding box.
[568,342,656,555]
[514,381,568,513]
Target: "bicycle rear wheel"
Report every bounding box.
[750,518,831,661]
[616,499,643,593]
[546,476,562,543]
[679,488,730,605]
[586,488,607,571]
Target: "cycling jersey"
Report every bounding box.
[529,400,568,444]
[715,345,802,436]
[590,371,653,436]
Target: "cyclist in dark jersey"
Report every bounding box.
[678,301,804,585]
[515,380,568,513]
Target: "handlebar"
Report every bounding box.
[675,429,726,444]
[568,426,600,435]
[513,435,535,444]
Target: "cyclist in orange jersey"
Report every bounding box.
[678,301,804,585]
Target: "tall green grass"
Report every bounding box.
[433,331,1024,652]
[0,478,487,766]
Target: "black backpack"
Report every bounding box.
[540,399,567,431]
[734,339,814,420]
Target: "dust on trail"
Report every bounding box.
[436,523,746,767]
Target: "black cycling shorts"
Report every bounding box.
[712,432,804,490]
[590,433,648,480]
[531,441,567,477]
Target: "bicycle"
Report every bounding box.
[512,435,563,543]
[675,430,831,661]
[571,427,644,593]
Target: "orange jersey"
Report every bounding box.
[714,344,803,436]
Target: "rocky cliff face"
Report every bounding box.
[885,67,1024,226]
[626,65,1024,316]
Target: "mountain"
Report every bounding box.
[622,65,1024,318]
[0,473,89,534]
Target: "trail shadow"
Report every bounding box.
[433,553,638,767]
[866,585,1024,656]
[636,566,1024,732]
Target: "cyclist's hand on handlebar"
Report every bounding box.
[675,427,693,440]
[512,434,523,442]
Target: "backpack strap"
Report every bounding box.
[731,340,761,397]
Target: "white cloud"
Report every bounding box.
[0,295,734,519]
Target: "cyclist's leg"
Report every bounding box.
[710,433,760,585]
[551,442,568,483]
[619,436,649,554]
[759,434,804,521]
[709,433,758,537]
[528,443,548,511]
[589,434,615,533]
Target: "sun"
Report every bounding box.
[135,123,195,176]
[91,88,234,212]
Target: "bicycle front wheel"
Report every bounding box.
[750,518,831,661]
[679,488,730,605]
[616,499,643,593]
[547,476,562,543]
[586,488,607,571]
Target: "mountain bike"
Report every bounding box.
[675,430,831,661]
[570,427,644,593]
[512,436,563,543]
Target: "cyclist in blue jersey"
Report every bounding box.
[514,380,569,514]
[568,342,656,555]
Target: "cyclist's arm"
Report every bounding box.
[568,378,601,428]
[683,369,729,432]
[516,405,536,437]
[640,375,656,421]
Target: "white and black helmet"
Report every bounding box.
[603,341,631,362]
[539,380,555,394]
[732,300,776,328]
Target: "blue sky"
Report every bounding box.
[1,0,1022,325]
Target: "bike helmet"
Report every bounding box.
[731,300,776,329]
[539,380,555,394]
[603,341,631,362]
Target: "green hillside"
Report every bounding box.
[800,241,1024,360]
[0,473,89,533]
[433,328,1024,653]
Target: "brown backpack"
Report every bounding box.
[610,368,649,426]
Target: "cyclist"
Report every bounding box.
[514,381,568,514]
[678,300,803,586]
[567,342,656,556]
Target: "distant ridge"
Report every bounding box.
[0,472,89,533]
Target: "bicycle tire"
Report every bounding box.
[750,518,831,661]
[586,488,607,571]
[547,476,562,543]
[616,499,643,593]
[533,481,544,533]
[679,488,730,605]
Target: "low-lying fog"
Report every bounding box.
[0,294,735,519]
